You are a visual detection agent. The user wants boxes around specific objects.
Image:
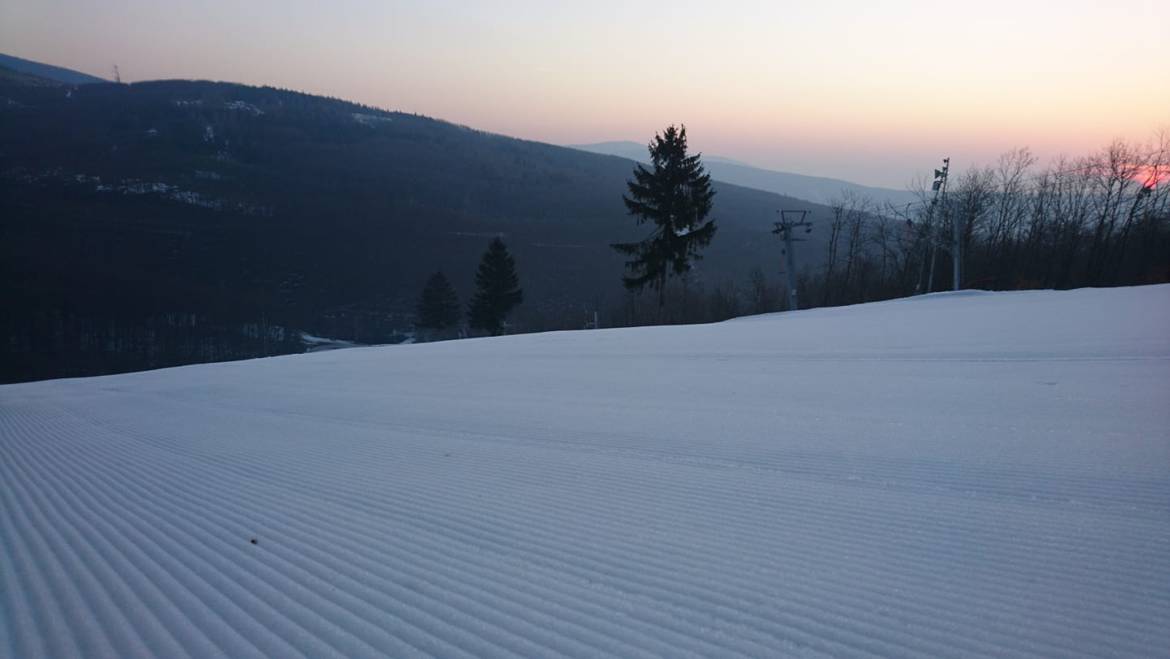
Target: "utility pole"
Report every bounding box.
[773,210,813,311]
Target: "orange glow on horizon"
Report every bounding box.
[1,0,1167,187]
[1135,165,1169,189]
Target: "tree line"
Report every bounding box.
[804,136,1169,308]
[599,128,1168,323]
[415,124,718,339]
[414,237,524,341]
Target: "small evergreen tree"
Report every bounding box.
[612,125,717,306]
[414,271,460,340]
[468,237,523,336]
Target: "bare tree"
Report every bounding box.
[840,193,871,302]
[748,267,779,315]
[822,197,846,305]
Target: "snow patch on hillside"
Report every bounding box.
[225,100,264,116]
[353,112,394,126]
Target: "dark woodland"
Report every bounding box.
[2,63,1166,382]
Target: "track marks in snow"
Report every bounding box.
[2,285,1169,657]
[3,394,1168,657]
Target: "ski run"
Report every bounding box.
[2,285,1168,658]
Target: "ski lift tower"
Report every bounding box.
[773,210,814,311]
[930,158,957,291]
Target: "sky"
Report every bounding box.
[2,0,1167,188]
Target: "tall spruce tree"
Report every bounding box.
[611,125,717,306]
[468,237,523,336]
[414,271,461,340]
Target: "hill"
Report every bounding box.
[1,71,838,382]
[571,140,918,207]
[2,284,1167,657]
[0,52,107,85]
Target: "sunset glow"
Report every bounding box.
[1136,165,1170,189]
[2,0,1167,186]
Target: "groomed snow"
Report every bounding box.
[2,285,1168,658]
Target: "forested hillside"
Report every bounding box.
[6,66,1163,384]
[0,73,832,382]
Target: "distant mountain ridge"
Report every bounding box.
[1,59,838,382]
[570,141,918,208]
[0,52,107,85]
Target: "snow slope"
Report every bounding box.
[2,286,1168,658]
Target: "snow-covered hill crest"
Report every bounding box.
[2,285,1168,658]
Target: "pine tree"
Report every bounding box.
[414,271,460,340]
[468,237,523,336]
[611,125,717,306]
